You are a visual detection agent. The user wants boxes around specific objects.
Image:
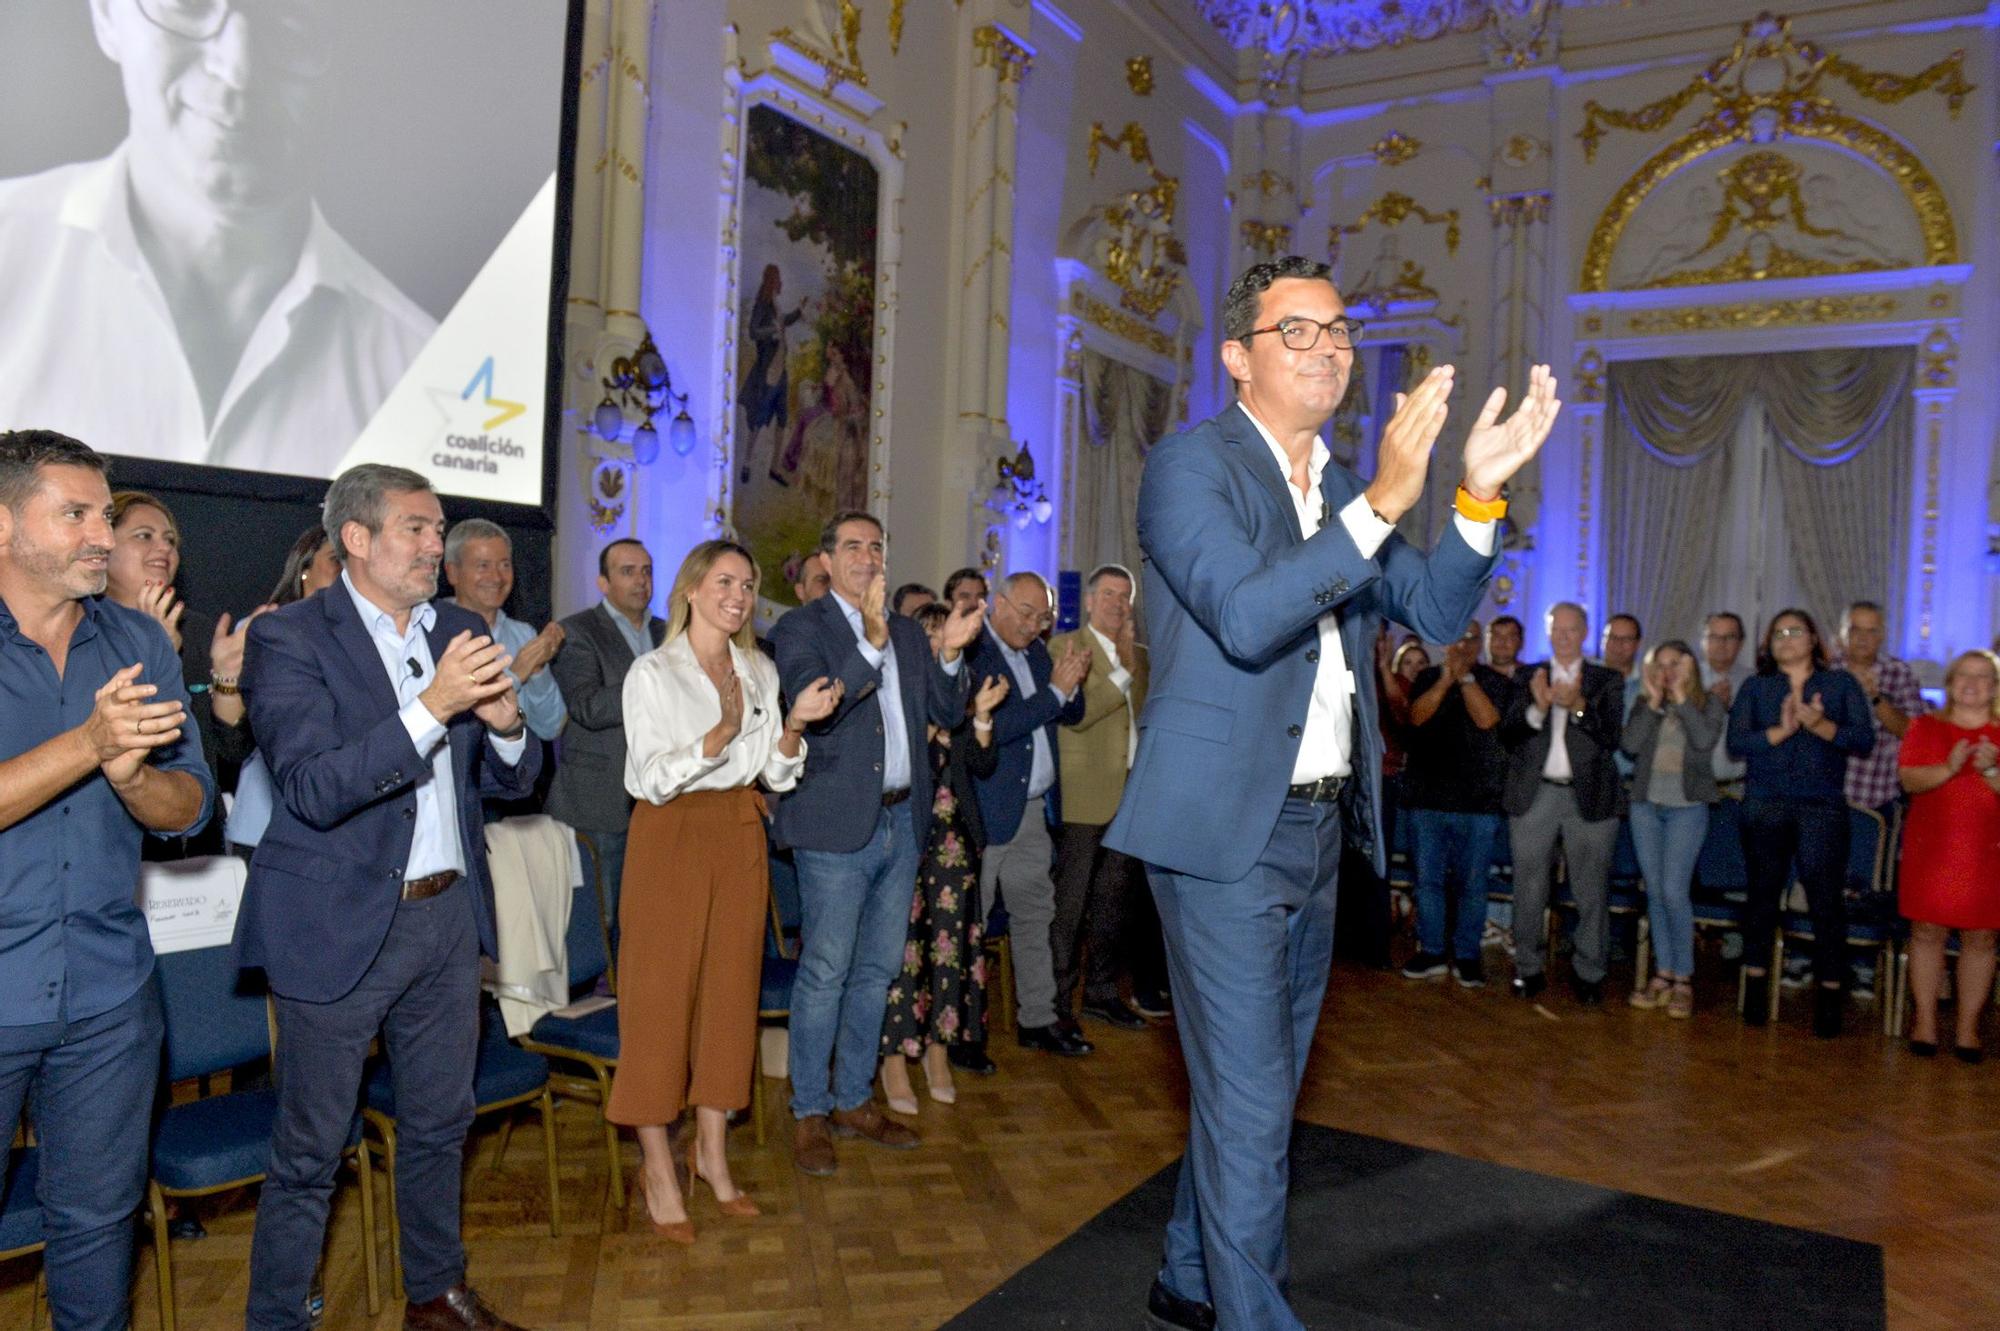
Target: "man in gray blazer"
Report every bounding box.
[544,539,664,932]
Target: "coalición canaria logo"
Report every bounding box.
[431,356,528,474]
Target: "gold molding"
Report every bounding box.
[1087,122,1154,175]
[1073,289,1182,361]
[770,26,868,90]
[1489,192,1551,227]
[1579,113,1956,291]
[1918,399,1942,642]
[1126,55,1154,96]
[1572,347,1604,403]
[1330,191,1460,268]
[889,0,905,56]
[1920,324,1958,388]
[1577,13,1970,163]
[1240,220,1294,260]
[1371,131,1422,167]
[1619,294,1898,334]
[972,24,1033,83]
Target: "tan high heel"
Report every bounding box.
[687,1139,760,1218]
[634,1171,695,1244]
[881,1059,920,1115]
[923,1045,957,1105]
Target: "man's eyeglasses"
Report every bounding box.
[1243,317,1366,353]
[1004,597,1053,627]
[136,0,328,76]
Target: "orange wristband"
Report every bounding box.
[1454,485,1507,522]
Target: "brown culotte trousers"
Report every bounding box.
[605,786,769,1125]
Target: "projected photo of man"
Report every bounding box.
[0,0,435,475]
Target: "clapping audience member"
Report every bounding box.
[891,583,936,617]
[1834,601,1924,819]
[1600,613,1643,775]
[106,491,262,847]
[1402,623,1514,987]
[443,519,566,743]
[966,573,1092,1054]
[770,512,979,1176]
[1485,614,1525,681]
[611,540,839,1240]
[1700,612,1752,796]
[1896,650,2000,1060]
[1499,603,1625,1004]
[1726,609,1873,1036]
[1051,565,1158,1032]
[1622,640,1726,1017]
[545,539,664,944]
[942,567,988,616]
[881,604,1007,1112]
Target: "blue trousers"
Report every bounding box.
[788,803,920,1119]
[1408,808,1503,961]
[0,982,162,1331]
[1628,801,1708,978]
[247,884,480,1329]
[1148,798,1342,1331]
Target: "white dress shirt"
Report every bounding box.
[622,636,804,804]
[993,631,1069,801]
[830,594,962,793]
[1700,658,1754,781]
[1087,624,1139,769]
[341,572,527,880]
[0,149,435,476]
[1526,656,1585,780]
[1244,407,1498,784]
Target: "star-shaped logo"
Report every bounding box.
[428,356,525,433]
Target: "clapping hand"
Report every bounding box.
[939,597,985,660]
[1797,691,1826,733]
[1462,363,1562,502]
[1550,674,1582,711]
[420,631,514,724]
[1529,666,1553,712]
[786,676,843,731]
[1051,642,1091,694]
[973,673,1010,719]
[1362,367,1456,525]
[861,574,889,649]
[1443,634,1478,682]
[137,581,186,651]
[1945,738,1973,774]
[209,605,275,683]
[84,663,187,787]
[714,671,745,742]
[1971,737,1998,774]
[1642,665,1666,712]
[512,622,566,681]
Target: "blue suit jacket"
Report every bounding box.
[963,628,1084,843]
[769,593,968,854]
[1104,403,1496,883]
[234,588,540,1003]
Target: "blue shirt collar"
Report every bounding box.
[341,569,435,639]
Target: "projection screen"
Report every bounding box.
[0,0,579,510]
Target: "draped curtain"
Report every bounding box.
[1604,346,1913,643]
[1070,347,1172,584]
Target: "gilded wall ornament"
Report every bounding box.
[1240,220,1294,259]
[1488,192,1551,227]
[1194,0,1489,58]
[972,24,1034,83]
[1087,121,1154,175]
[1571,347,1604,404]
[1619,294,1898,334]
[1329,191,1461,268]
[1371,131,1423,166]
[1576,11,1970,162]
[1126,55,1155,96]
[1919,325,1957,388]
[889,0,905,56]
[1073,289,1180,360]
[1634,151,1897,287]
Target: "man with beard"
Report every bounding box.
[237,463,539,1331]
[0,429,212,1331]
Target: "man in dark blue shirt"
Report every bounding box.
[0,429,213,1331]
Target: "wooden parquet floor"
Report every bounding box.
[7,957,2000,1330]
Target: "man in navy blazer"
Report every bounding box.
[1104,257,1560,1331]
[770,511,981,1176]
[964,573,1091,1054]
[238,465,539,1331]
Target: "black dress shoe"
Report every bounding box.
[947,1045,998,1076]
[1571,975,1603,1007]
[1081,999,1149,1031]
[1812,984,1844,1039]
[1145,1277,1215,1331]
[1017,1023,1093,1056]
[1741,973,1770,1026]
[1954,1044,1985,1065]
[1510,972,1545,1000]
[1908,1038,1939,1057]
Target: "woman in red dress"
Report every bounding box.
[1899,650,2000,1060]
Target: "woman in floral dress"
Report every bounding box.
[881,606,1010,1110]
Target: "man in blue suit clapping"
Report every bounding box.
[1105,257,1561,1331]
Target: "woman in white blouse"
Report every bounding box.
[606,539,839,1241]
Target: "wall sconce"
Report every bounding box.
[592,328,696,465]
[987,443,1053,531]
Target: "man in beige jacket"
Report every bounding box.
[1051,564,1168,1028]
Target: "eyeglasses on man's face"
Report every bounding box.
[135,0,328,75]
[1004,596,1053,627]
[1244,317,1366,353]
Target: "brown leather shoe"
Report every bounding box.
[404,1285,526,1331]
[830,1100,920,1150]
[793,1114,837,1177]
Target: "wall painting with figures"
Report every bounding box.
[731,102,879,607]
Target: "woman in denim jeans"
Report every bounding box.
[1623,640,1726,1017]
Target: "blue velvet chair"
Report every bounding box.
[516,833,624,1207]
[148,943,379,1331]
[1,1144,45,1329]
[363,1001,558,1297]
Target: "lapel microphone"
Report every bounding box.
[407,656,424,679]
[1319,498,1332,530]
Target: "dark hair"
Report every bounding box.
[1085,563,1135,592]
[598,537,647,578]
[943,567,986,601]
[1704,611,1744,637]
[1487,614,1524,636]
[271,525,331,605]
[912,602,950,634]
[819,510,883,554]
[892,582,935,615]
[1755,606,1829,675]
[1222,256,1336,343]
[1607,613,1642,638]
[0,429,106,512]
[1839,600,1885,637]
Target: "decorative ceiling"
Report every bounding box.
[1189,0,1621,59]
